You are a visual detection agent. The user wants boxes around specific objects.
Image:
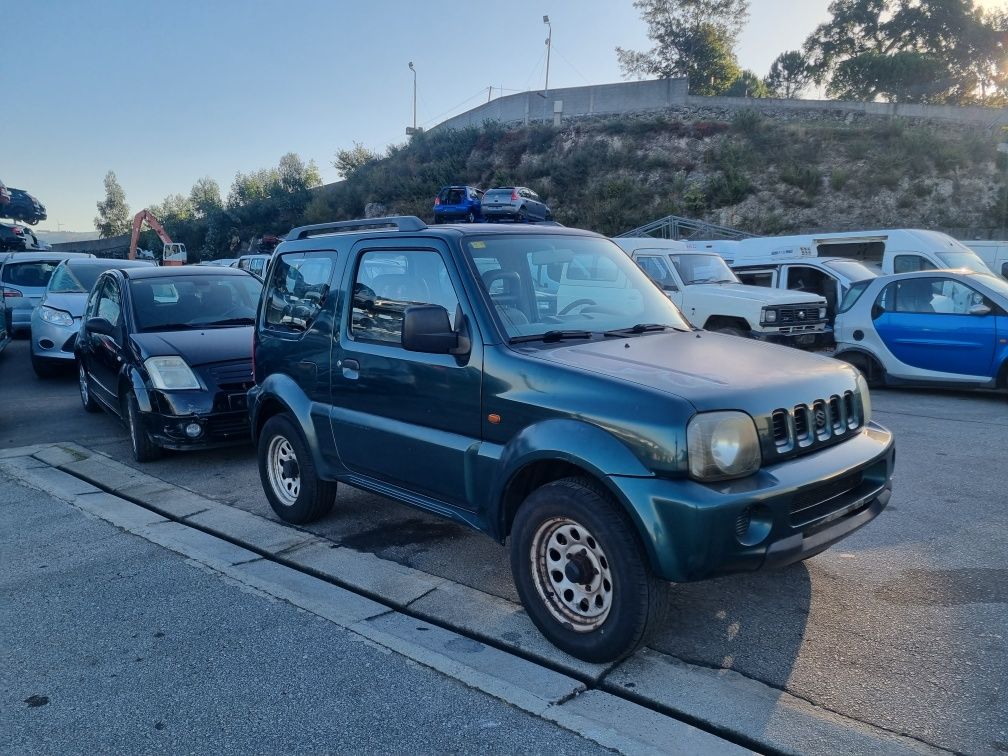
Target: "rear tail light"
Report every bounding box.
[434,197,441,205]
[511,190,519,201]
[4,288,23,298]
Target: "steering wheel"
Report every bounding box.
[558,298,597,316]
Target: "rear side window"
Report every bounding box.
[264,252,338,333]
[2,261,60,287]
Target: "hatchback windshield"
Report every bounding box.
[666,253,739,285]
[129,274,263,332]
[465,235,691,340]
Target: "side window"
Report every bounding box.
[635,255,676,289]
[893,255,937,274]
[872,282,895,317]
[565,253,620,283]
[96,279,122,324]
[264,252,337,333]
[736,269,774,287]
[351,250,460,345]
[84,279,104,318]
[893,278,942,313]
[1001,262,1008,280]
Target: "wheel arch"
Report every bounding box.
[702,314,752,333]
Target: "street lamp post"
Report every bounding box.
[408,61,417,134]
[543,15,551,95]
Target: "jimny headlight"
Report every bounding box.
[144,356,201,390]
[39,305,73,326]
[687,411,761,482]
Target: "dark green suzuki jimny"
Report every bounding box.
[249,217,895,662]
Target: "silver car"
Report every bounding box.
[2,251,96,337]
[480,186,552,223]
[30,257,154,377]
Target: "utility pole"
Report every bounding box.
[543,15,552,95]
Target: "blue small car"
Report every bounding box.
[433,185,483,223]
[834,269,1008,389]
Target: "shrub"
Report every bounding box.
[830,168,850,191]
[780,163,822,196]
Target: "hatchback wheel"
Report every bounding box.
[126,393,161,462]
[516,207,528,223]
[466,211,476,223]
[78,362,100,413]
[258,414,337,523]
[510,477,668,663]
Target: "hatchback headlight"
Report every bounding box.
[855,373,872,424]
[687,411,762,482]
[39,305,73,326]
[144,356,201,390]
[763,308,777,323]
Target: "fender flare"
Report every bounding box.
[489,418,661,565]
[250,372,331,472]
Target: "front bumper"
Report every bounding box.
[612,422,894,583]
[31,316,78,360]
[753,324,831,349]
[140,388,251,451]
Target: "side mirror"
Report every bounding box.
[969,303,991,316]
[402,305,467,355]
[85,317,115,336]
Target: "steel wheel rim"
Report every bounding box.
[78,364,89,405]
[529,516,613,632]
[267,435,300,507]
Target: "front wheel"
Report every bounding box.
[78,362,100,413]
[258,414,337,523]
[510,477,667,663]
[126,393,161,463]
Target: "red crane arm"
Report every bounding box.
[127,209,174,260]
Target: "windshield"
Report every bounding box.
[666,253,739,285]
[465,234,691,340]
[129,274,263,332]
[937,250,990,274]
[822,259,877,282]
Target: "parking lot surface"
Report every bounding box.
[2,340,1005,752]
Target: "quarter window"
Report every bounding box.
[736,269,775,287]
[264,252,338,333]
[351,250,459,345]
[96,278,122,324]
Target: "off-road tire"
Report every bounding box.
[126,393,161,463]
[258,414,337,524]
[510,477,668,663]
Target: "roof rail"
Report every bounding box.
[287,216,427,240]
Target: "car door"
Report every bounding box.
[632,252,684,309]
[330,241,483,509]
[523,188,546,220]
[81,275,126,409]
[873,277,997,377]
[784,264,840,319]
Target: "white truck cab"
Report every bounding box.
[962,240,1008,280]
[611,238,829,347]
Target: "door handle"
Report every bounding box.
[339,358,360,380]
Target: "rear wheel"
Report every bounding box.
[839,352,886,388]
[466,211,476,223]
[258,414,337,523]
[516,207,528,223]
[510,477,667,663]
[78,362,100,413]
[126,393,161,463]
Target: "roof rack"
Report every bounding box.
[287,216,427,240]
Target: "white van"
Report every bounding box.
[690,229,992,276]
[962,240,1008,280]
[610,238,829,347]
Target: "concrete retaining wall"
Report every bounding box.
[432,77,1008,132]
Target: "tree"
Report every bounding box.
[617,0,749,94]
[94,171,131,238]
[804,0,1008,104]
[765,51,812,98]
[724,69,769,98]
[333,142,379,179]
[278,152,322,193]
[189,177,223,219]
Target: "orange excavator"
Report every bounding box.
[127,209,187,265]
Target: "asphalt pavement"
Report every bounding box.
[2,339,1006,753]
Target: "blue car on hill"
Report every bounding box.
[433,185,483,224]
[833,269,1008,390]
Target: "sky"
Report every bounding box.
[2,0,1004,232]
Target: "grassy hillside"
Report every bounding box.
[303,111,1006,238]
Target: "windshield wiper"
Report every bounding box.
[509,330,594,344]
[200,317,256,326]
[604,323,685,336]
